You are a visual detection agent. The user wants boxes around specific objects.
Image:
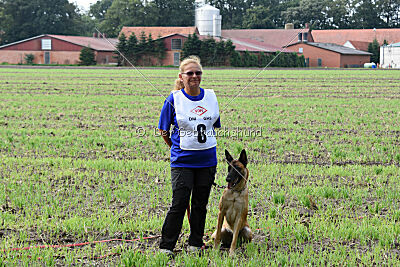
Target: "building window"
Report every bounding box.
[318,58,322,67]
[299,48,303,53]
[171,39,182,50]
[41,39,52,50]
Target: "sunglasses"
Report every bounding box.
[181,71,203,76]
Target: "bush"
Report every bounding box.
[368,39,380,64]
[115,32,166,66]
[24,54,35,64]
[231,51,305,68]
[79,47,96,66]
[182,34,235,66]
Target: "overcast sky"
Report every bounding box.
[70,0,96,11]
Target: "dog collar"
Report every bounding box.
[230,185,247,193]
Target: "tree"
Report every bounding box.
[151,0,195,26]
[215,40,226,66]
[181,34,202,59]
[230,51,242,67]
[200,38,217,65]
[89,0,113,22]
[207,0,251,29]
[154,36,166,65]
[380,0,400,27]
[368,38,380,63]
[243,5,276,29]
[181,34,237,66]
[0,0,83,45]
[350,0,384,29]
[98,0,147,37]
[224,39,236,58]
[24,54,35,65]
[97,0,195,37]
[321,0,353,29]
[116,32,165,66]
[79,47,96,65]
[116,33,128,65]
[282,0,331,29]
[127,33,139,64]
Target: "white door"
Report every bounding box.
[174,52,180,66]
[44,52,50,64]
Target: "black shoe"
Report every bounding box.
[159,248,174,258]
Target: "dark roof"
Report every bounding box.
[221,29,310,48]
[304,42,372,55]
[0,34,118,51]
[344,40,370,51]
[48,35,118,51]
[0,34,47,49]
[197,35,296,52]
[160,33,296,53]
[225,37,296,53]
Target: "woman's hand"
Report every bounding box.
[159,129,172,148]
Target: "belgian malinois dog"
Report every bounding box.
[212,149,252,255]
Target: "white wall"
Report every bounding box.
[343,41,355,49]
[380,46,400,68]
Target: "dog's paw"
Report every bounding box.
[229,249,236,257]
[205,239,213,247]
[213,239,221,249]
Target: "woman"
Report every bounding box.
[158,56,221,256]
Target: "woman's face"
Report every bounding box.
[179,62,202,91]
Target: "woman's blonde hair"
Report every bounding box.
[173,55,203,91]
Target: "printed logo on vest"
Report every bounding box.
[190,106,207,116]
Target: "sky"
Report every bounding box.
[70,0,96,12]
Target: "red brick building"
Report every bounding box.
[222,28,374,67]
[0,27,385,67]
[288,42,371,68]
[0,34,118,65]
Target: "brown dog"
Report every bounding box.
[212,149,252,255]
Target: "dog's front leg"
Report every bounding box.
[229,217,243,256]
[214,210,225,248]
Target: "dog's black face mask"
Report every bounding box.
[225,149,247,189]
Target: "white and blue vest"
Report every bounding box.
[173,89,219,150]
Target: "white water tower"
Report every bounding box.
[195,4,222,37]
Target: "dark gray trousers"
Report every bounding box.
[160,166,216,250]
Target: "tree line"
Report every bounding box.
[116,32,166,66]
[210,0,400,30]
[1,0,399,45]
[90,0,400,36]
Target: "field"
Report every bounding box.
[0,66,400,265]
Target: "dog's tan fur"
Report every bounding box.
[212,150,253,255]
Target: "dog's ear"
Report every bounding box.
[225,149,234,163]
[239,149,247,167]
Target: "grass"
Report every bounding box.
[0,67,400,265]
